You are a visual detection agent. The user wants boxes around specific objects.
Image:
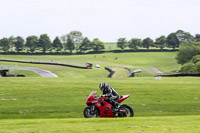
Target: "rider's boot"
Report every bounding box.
[116,102,120,108]
[113,101,120,112]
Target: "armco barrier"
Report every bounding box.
[157,74,200,77]
[0,60,88,69]
[105,67,115,78]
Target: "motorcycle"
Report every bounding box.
[83,91,134,118]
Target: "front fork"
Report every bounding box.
[90,105,95,115]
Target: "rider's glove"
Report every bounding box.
[101,94,106,97]
[109,97,114,100]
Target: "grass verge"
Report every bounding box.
[0,115,199,133]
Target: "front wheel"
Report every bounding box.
[118,104,134,117]
[83,106,100,118]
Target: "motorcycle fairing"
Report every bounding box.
[95,101,114,117]
[117,94,131,103]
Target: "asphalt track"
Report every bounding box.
[94,61,165,75]
[1,66,58,77]
[0,59,164,77]
[0,59,88,77]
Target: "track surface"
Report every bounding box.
[95,61,165,75]
[1,66,57,77]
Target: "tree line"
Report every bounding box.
[0,30,200,54]
[117,30,200,50]
[0,31,104,54]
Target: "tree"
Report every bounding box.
[8,36,15,52]
[176,42,200,65]
[14,36,25,53]
[192,55,200,74]
[0,38,10,52]
[66,35,75,54]
[128,38,142,50]
[175,30,194,42]
[155,36,166,50]
[53,37,63,53]
[194,34,200,42]
[91,38,105,52]
[25,36,39,53]
[166,33,179,49]
[38,34,52,53]
[68,31,83,53]
[60,34,68,52]
[79,37,92,53]
[142,37,153,49]
[117,38,127,50]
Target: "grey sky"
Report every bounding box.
[0,0,200,42]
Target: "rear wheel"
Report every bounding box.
[118,104,134,117]
[83,106,100,118]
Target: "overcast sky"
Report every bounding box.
[0,0,200,42]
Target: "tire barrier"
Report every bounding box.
[86,63,93,69]
[0,59,89,69]
[0,69,8,77]
[0,69,25,77]
[105,67,115,78]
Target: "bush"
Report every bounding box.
[180,63,195,74]
[194,62,200,73]
[176,42,200,65]
[192,55,200,64]
[180,57,200,74]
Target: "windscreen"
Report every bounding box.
[88,91,97,97]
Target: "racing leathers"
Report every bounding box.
[102,85,120,108]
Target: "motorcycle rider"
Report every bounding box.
[99,82,120,108]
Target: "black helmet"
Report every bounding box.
[99,82,107,91]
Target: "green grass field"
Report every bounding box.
[0,52,181,77]
[0,77,200,132]
[1,116,200,133]
[0,77,199,119]
[0,52,199,133]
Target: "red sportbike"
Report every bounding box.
[84,91,134,118]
